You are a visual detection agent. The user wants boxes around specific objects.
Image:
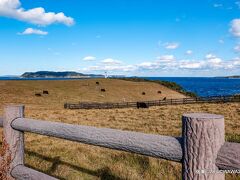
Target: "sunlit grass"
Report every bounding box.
[0,79,239,179]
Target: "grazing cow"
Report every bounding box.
[137,102,149,109]
[158,91,162,94]
[43,90,49,95]
[96,82,100,85]
[142,92,146,95]
[163,97,166,100]
[35,93,42,97]
[101,88,106,92]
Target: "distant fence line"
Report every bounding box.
[64,95,240,109]
[0,105,240,179]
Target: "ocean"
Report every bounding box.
[144,77,240,97]
[0,77,240,97]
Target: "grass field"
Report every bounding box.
[0,79,239,179]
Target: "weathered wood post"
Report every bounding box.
[2,105,24,180]
[182,113,225,180]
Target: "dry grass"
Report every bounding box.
[0,79,239,179]
[0,79,185,107]
[0,137,11,179]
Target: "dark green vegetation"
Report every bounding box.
[21,71,104,78]
[117,77,198,97]
[216,75,240,79]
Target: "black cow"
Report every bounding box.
[142,92,146,95]
[137,102,149,109]
[157,91,162,94]
[101,88,106,92]
[96,82,100,85]
[43,90,49,95]
[35,93,42,97]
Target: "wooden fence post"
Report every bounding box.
[182,113,225,180]
[2,105,24,180]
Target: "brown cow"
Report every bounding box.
[43,90,49,95]
[35,93,42,97]
[137,102,149,108]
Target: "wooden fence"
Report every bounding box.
[0,105,240,179]
[64,95,240,109]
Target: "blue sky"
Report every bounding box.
[0,0,240,76]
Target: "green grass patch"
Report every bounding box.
[226,134,240,143]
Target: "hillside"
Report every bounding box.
[0,79,186,108]
[217,75,240,79]
[118,77,197,97]
[21,71,104,78]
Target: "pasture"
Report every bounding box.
[0,79,239,179]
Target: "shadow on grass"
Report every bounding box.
[0,139,120,180]
[226,134,240,143]
[25,150,121,180]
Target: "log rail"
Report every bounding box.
[0,105,239,179]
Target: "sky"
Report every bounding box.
[0,0,240,77]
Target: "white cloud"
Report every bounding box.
[82,54,240,74]
[102,58,123,65]
[0,0,74,26]
[83,56,96,61]
[138,55,176,71]
[208,58,222,64]
[83,58,131,72]
[18,28,48,35]
[233,57,240,66]
[178,54,224,70]
[138,62,159,70]
[165,42,179,49]
[230,19,240,37]
[205,53,223,68]
[84,65,137,72]
[157,55,175,62]
[205,53,216,59]
[234,45,240,52]
[155,54,226,70]
[179,61,203,69]
[224,57,240,69]
[207,57,222,66]
[185,50,193,55]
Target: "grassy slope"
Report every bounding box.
[116,77,197,97]
[0,79,239,179]
[0,79,186,107]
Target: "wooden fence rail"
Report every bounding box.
[64,95,240,109]
[0,105,240,179]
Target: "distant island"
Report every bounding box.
[215,75,240,79]
[21,71,104,78]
